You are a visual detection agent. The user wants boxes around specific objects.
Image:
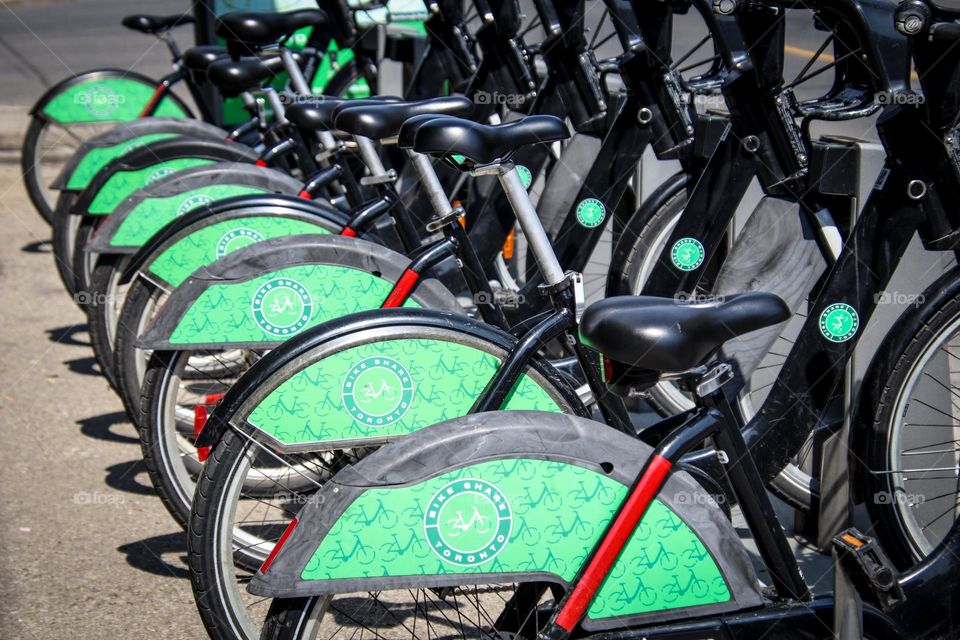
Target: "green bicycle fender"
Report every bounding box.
[85,157,215,214]
[85,164,304,252]
[135,235,461,351]
[237,331,567,448]
[40,74,187,124]
[248,412,763,630]
[144,215,334,289]
[55,119,229,191]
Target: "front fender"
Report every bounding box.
[31,68,191,123]
[135,235,461,351]
[250,411,763,631]
[119,199,348,287]
[195,307,588,449]
[84,164,304,254]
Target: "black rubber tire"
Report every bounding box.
[189,429,326,640]
[88,254,126,389]
[71,216,100,302]
[21,117,57,225]
[114,277,163,424]
[259,597,324,640]
[51,191,82,297]
[138,349,215,528]
[852,268,960,570]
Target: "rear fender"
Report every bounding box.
[120,201,348,288]
[31,69,191,123]
[52,118,227,191]
[135,235,460,351]
[198,308,587,450]
[249,411,763,630]
[73,137,255,216]
[84,164,303,254]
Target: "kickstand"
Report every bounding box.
[833,547,863,640]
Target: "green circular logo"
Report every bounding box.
[216,228,264,258]
[424,478,512,566]
[819,303,859,342]
[251,277,313,336]
[671,238,705,271]
[516,165,533,189]
[341,356,414,427]
[147,167,175,185]
[177,194,213,216]
[576,198,606,228]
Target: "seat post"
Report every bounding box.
[407,151,454,217]
[495,165,566,286]
[281,49,338,151]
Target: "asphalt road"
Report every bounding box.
[0,2,857,638]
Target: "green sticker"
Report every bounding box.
[147,167,176,185]
[109,184,264,247]
[245,338,561,446]
[251,277,314,336]
[341,356,415,427]
[819,303,859,342]
[41,77,187,124]
[146,217,327,287]
[66,133,175,191]
[215,227,264,258]
[670,238,705,271]
[576,198,606,228]
[87,158,213,214]
[516,165,532,189]
[424,478,513,567]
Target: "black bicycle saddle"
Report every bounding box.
[334,97,474,140]
[206,55,288,97]
[216,10,327,47]
[407,115,569,164]
[182,46,228,72]
[579,292,790,375]
[284,97,402,132]
[122,14,195,34]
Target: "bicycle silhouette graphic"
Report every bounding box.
[445,506,491,537]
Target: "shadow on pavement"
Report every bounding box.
[22,238,51,253]
[64,355,101,377]
[46,323,88,347]
[117,533,190,580]
[105,458,154,496]
[78,411,137,444]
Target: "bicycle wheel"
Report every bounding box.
[259,584,553,640]
[88,254,130,388]
[188,316,582,640]
[22,116,116,225]
[114,277,165,422]
[854,268,960,568]
[50,191,84,296]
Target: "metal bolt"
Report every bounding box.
[907,179,927,200]
[637,107,653,124]
[742,135,760,153]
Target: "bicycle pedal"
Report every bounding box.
[832,528,905,611]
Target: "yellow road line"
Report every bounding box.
[785,43,919,81]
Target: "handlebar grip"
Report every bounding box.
[929,21,960,43]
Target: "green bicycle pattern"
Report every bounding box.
[301,458,731,619]
[245,338,562,446]
[87,158,214,214]
[168,264,418,345]
[42,77,187,124]
[146,216,329,288]
[66,133,176,191]
[109,184,265,247]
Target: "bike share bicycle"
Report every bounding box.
[225,4,960,638]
